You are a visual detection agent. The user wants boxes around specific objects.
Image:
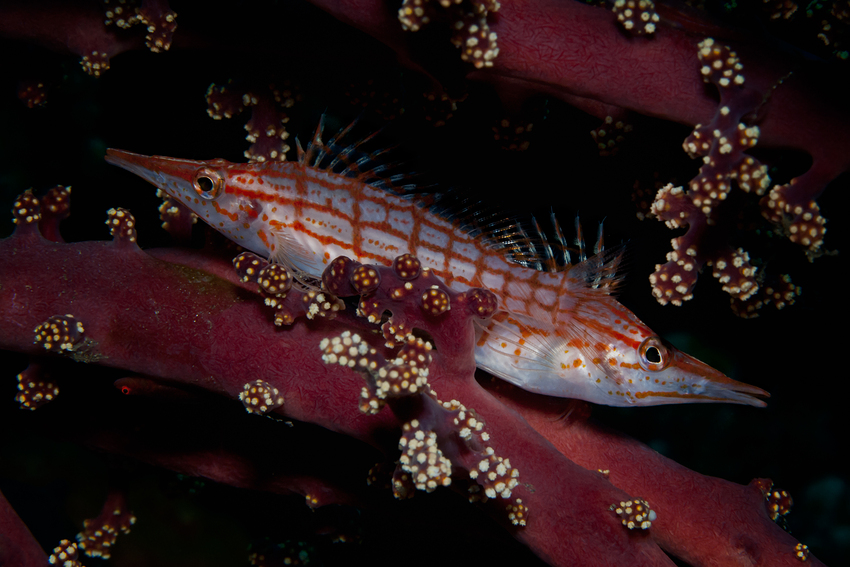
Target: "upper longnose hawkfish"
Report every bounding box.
[106,120,768,407]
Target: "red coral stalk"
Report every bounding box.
[0,193,824,566]
[0,489,47,567]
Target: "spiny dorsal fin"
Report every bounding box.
[430,194,619,278]
[565,245,627,293]
[295,116,623,283]
[296,115,421,194]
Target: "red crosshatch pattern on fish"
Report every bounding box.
[106,120,768,407]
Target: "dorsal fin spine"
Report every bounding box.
[594,221,605,255]
[574,216,587,262]
[551,209,571,266]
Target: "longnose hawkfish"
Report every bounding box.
[106,120,768,407]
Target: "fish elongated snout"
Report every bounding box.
[106,149,211,196]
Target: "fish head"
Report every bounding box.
[566,298,769,406]
[612,334,769,406]
[105,149,276,255]
[478,295,769,407]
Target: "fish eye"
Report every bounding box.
[192,168,224,200]
[638,337,669,372]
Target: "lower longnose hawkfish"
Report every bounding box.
[106,120,767,407]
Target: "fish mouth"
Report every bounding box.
[106,149,207,191]
[104,148,143,166]
[106,149,169,187]
[667,349,770,407]
[633,382,769,407]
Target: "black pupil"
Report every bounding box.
[197,176,214,193]
[645,346,661,364]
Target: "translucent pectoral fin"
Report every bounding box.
[473,314,602,400]
[269,229,325,288]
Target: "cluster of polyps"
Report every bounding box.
[319,328,526,526]
[232,251,345,326]
[649,39,806,317]
[300,251,526,525]
[398,0,501,69]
